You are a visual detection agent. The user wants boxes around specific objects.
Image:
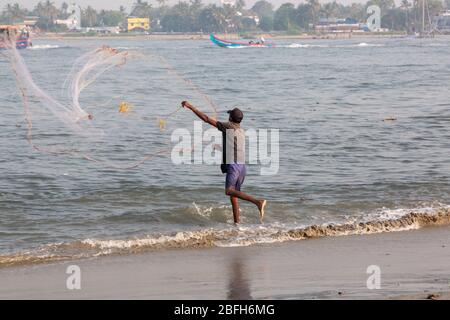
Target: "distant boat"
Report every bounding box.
[210,34,275,48]
[0,25,32,49]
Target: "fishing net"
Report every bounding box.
[1,33,217,169]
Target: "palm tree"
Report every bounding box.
[401,0,411,32]
[34,1,59,30]
[198,5,226,33]
[61,2,69,17]
[190,0,203,12]
[4,3,27,24]
[44,0,58,19]
[221,3,242,32]
[83,6,98,27]
[131,0,152,18]
[235,0,246,13]
[307,0,321,26]
[412,0,419,33]
[321,1,341,19]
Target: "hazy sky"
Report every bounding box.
[0,0,374,12]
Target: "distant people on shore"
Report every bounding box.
[248,37,265,45]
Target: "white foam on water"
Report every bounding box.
[2,206,450,267]
[283,43,328,48]
[363,203,450,222]
[350,42,384,48]
[82,230,216,250]
[191,202,231,219]
[280,43,383,49]
[29,44,61,50]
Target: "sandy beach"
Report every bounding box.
[0,225,449,300]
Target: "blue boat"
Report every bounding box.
[0,26,31,49]
[210,34,275,48]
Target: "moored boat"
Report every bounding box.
[0,25,32,49]
[210,34,275,48]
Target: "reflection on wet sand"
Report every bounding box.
[227,253,252,299]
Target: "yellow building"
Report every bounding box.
[127,17,150,32]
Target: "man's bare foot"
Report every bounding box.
[258,200,267,222]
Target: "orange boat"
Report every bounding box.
[0,25,32,49]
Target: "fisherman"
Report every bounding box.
[181,101,267,224]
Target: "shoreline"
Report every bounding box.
[0,224,449,299]
[32,32,450,42]
[1,209,450,269]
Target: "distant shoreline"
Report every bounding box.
[32,31,437,41]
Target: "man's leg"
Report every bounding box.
[230,196,240,224]
[225,165,267,221]
[226,188,260,207]
[226,188,266,221]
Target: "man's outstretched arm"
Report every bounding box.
[182,101,217,128]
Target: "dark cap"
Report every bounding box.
[227,107,244,123]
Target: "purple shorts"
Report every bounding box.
[225,164,246,191]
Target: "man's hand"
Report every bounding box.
[181,101,193,110]
[181,100,217,128]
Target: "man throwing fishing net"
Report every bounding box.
[182,101,267,224]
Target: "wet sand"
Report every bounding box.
[0,225,449,299]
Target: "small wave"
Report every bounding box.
[191,202,230,219]
[351,42,383,47]
[1,208,450,268]
[332,43,384,48]
[283,43,328,48]
[28,44,61,50]
[281,43,382,49]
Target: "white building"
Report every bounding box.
[55,3,81,31]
